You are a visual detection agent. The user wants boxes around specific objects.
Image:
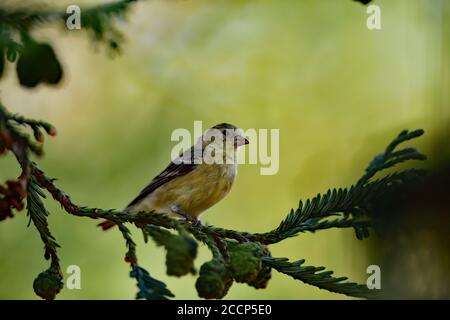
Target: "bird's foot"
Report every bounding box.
[170,205,201,226]
[191,218,201,227]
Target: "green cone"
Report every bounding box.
[195,259,233,299]
[228,241,272,288]
[33,268,64,300]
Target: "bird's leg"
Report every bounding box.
[170,205,201,226]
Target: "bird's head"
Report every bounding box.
[197,123,249,154]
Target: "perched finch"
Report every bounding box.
[99,123,248,229]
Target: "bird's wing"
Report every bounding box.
[126,146,199,208]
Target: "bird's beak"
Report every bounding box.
[234,136,249,147]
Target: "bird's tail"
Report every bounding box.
[97,220,116,230]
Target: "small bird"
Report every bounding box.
[99,123,248,230]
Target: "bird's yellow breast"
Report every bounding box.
[132,163,236,218]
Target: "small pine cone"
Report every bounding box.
[33,269,64,300]
[228,242,263,283]
[248,244,272,289]
[166,236,198,277]
[195,259,233,299]
[247,264,272,289]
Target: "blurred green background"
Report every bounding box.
[0,0,449,299]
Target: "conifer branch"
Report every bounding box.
[118,223,175,300]
[26,176,60,265]
[1,1,139,87]
[0,0,138,45]
[16,134,424,300]
[357,129,426,186]
[262,257,381,299]
[130,264,175,300]
[26,176,63,300]
[14,125,424,300]
[2,87,426,302]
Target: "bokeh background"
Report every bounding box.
[0,0,449,299]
